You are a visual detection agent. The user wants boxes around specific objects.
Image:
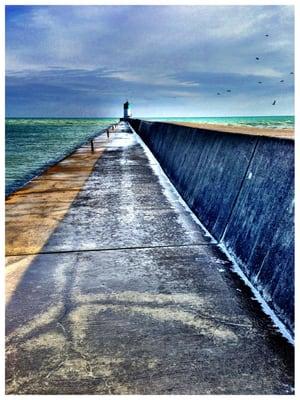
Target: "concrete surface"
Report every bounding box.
[223,137,294,332]
[131,118,294,336]
[5,122,294,394]
[130,120,257,240]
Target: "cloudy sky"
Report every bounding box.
[6,5,294,117]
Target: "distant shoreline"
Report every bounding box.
[161,121,294,140]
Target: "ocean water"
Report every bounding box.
[148,115,294,130]
[5,118,118,196]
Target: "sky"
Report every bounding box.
[5,5,294,117]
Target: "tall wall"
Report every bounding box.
[129,119,294,336]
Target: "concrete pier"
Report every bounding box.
[130,119,294,335]
[5,122,294,394]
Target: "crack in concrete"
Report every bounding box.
[6,242,216,258]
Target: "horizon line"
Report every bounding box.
[5,114,295,119]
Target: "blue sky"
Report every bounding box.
[6,5,294,117]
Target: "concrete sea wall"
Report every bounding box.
[129,119,294,336]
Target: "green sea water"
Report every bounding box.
[5,118,118,196]
[147,115,294,130]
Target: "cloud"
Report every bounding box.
[5,5,294,116]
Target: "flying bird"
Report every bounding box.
[256,57,260,60]
[265,34,269,37]
[290,72,294,75]
[272,100,276,106]
[280,80,284,82]
[258,81,262,84]
[217,92,221,95]
[226,90,231,92]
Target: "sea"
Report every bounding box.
[147,115,294,130]
[5,118,118,196]
[5,115,294,196]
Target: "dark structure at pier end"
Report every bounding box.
[120,100,132,121]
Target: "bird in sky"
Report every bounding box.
[272,100,276,105]
[265,34,269,37]
[217,92,221,95]
[226,90,231,92]
[280,80,284,82]
[256,57,260,60]
[290,72,294,75]
[258,81,262,84]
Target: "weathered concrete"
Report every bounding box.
[222,137,294,332]
[6,122,294,394]
[130,119,294,336]
[130,120,257,240]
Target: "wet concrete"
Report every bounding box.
[5,122,294,394]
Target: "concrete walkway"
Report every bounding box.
[5,122,294,394]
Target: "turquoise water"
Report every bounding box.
[147,115,294,130]
[5,118,118,196]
